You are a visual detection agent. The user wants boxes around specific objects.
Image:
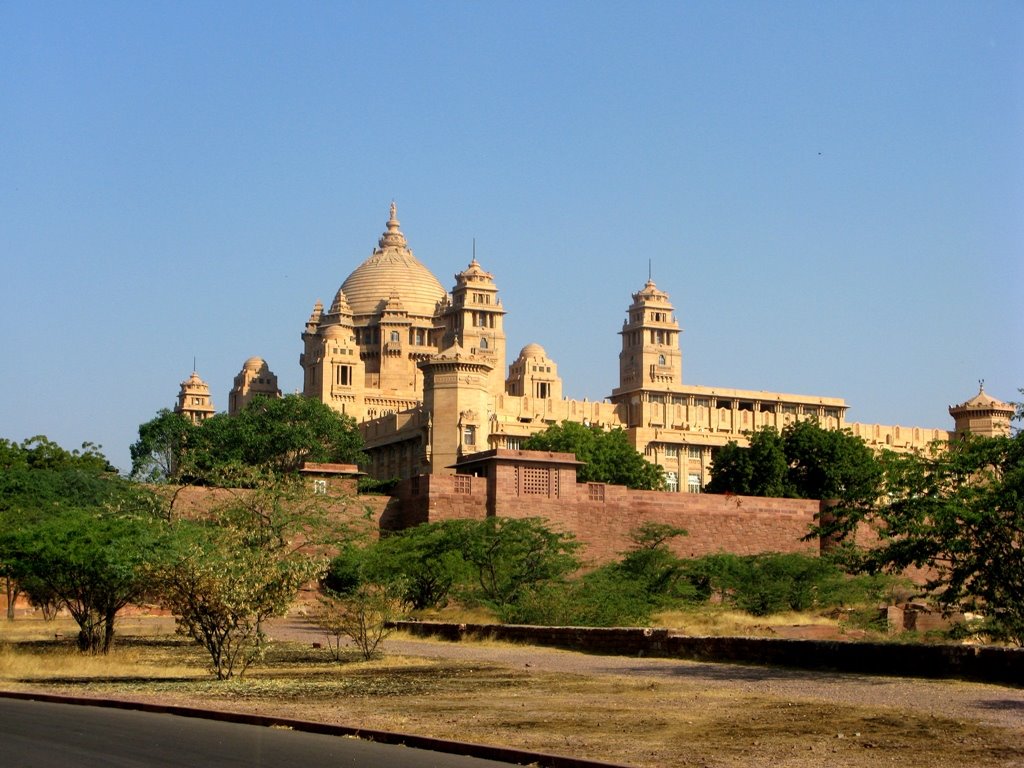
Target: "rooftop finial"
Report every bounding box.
[979,378,985,393]
[378,201,407,249]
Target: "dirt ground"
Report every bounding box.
[3,615,1022,768]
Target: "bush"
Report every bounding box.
[500,569,655,627]
[677,552,901,617]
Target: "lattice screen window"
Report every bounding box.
[453,475,472,495]
[522,467,550,495]
[587,483,605,502]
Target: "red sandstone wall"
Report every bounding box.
[393,473,821,563]
[492,489,819,563]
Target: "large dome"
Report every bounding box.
[340,204,447,318]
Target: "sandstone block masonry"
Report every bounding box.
[383,449,822,563]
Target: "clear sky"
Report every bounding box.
[2,1,1021,473]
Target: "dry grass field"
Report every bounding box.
[1,615,1022,768]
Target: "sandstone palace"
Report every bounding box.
[174,204,1013,489]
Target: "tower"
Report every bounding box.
[228,357,281,415]
[419,345,494,475]
[300,288,366,417]
[613,279,683,396]
[440,257,507,395]
[505,343,563,400]
[948,382,1014,438]
[175,370,216,425]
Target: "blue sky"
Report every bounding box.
[2,1,1021,472]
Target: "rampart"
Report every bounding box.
[385,449,823,563]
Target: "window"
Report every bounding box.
[666,472,678,493]
[390,330,400,343]
[479,337,489,350]
[506,437,522,450]
[688,446,702,460]
[463,425,476,446]
[658,354,666,366]
[537,382,550,398]
[336,365,352,386]
[688,473,702,494]
[312,479,327,495]
[663,444,679,457]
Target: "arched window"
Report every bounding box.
[390,330,400,343]
[479,337,489,349]
[658,354,666,365]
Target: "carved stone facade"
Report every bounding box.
[228,356,281,415]
[174,370,216,425]
[178,205,1013,489]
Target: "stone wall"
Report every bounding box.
[396,621,1023,686]
[391,468,822,563]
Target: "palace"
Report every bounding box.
[175,204,1013,490]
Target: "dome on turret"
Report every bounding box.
[519,343,547,359]
[339,203,447,318]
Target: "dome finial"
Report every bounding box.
[378,201,407,249]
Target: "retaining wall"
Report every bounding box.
[394,621,1023,686]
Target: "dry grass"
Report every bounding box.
[653,605,843,636]
[1,616,1020,768]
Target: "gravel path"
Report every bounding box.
[268,617,1024,732]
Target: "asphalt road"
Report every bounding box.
[0,698,524,768]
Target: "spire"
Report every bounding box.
[328,287,351,316]
[378,201,408,249]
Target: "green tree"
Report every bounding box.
[509,522,691,627]
[612,522,691,602]
[522,421,664,490]
[129,409,195,482]
[152,485,332,678]
[8,505,165,652]
[461,517,581,610]
[705,427,790,496]
[361,521,474,610]
[131,395,366,486]
[866,433,1024,644]
[706,420,883,542]
[0,436,159,632]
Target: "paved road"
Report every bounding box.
[0,698,524,768]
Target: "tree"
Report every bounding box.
[782,419,882,505]
[612,522,691,602]
[705,427,790,496]
[461,517,581,610]
[360,521,474,610]
[866,432,1024,644]
[312,582,406,660]
[522,421,664,490]
[9,506,165,652]
[131,395,366,486]
[0,436,160,634]
[129,409,195,482]
[151,485,332,678]
[706,420,883,541]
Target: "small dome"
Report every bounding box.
[519,343,547,359]
[243,356,266,371]
[340,203,447,318]
[951,382,1013,412]
[321,323,348,340]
